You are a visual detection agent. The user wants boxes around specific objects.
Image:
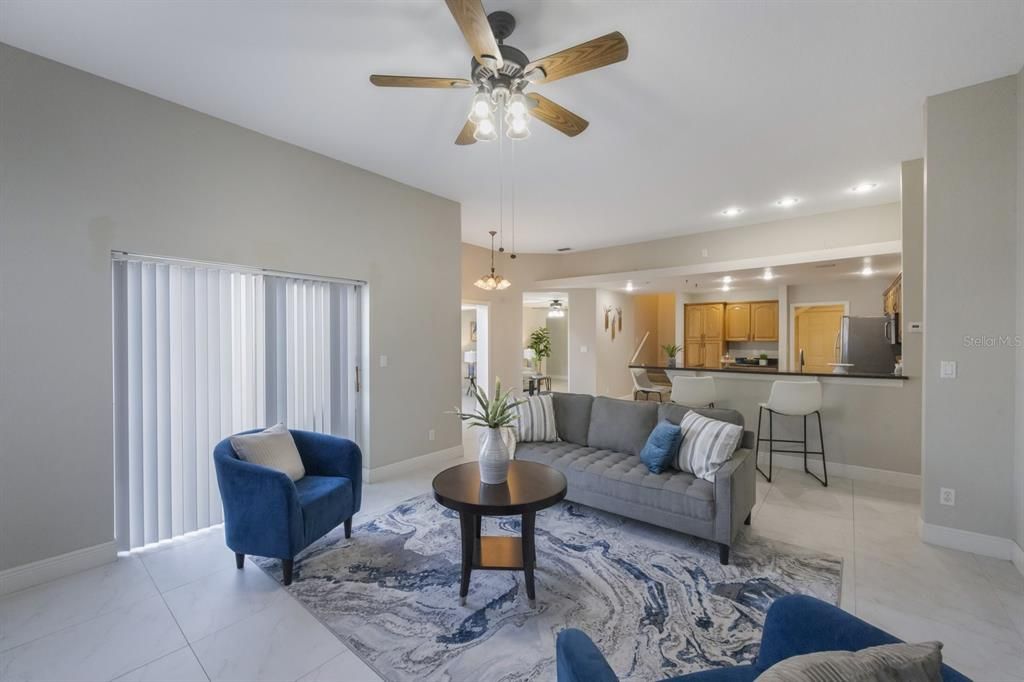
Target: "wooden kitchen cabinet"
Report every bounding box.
[883,274,902,315]
[725,303,751,341]
[751,301,779,341]
[682,303,725,367]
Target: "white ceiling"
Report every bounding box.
[2,1,1021,252]
[590,252,902,294]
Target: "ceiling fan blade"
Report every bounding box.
[527,94,589,137]
[445,0,503,69]
[455,120,477,145]
[369,75,473,88]
[525,32,628,84]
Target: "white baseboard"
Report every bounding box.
[1013,542,1024,578]
[363,445,463,483]
[0,541,117,596]
[767,451,920,489]
[920,520,1020,561]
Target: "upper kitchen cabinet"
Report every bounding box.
[751,301,779,341]
[883,274,902,315]
[725,303,751,341]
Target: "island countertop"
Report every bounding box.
[630,364,909,380]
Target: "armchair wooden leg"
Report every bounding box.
[235,553,244,570]
[282,559,294,586]
[344,517,352,539]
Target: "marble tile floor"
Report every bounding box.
[2,431,1022,681]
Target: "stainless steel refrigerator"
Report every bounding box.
[834,316,898,374]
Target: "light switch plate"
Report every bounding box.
[940,360,957,379]
[580,345,589,353]
[379,354,388,368]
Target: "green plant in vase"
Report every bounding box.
[452,379,523,484]
[527,326,551,374]
[662,343,682,368]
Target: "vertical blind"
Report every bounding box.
[113,258,360,551]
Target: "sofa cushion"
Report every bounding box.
[515,442,715,521]
[295,475,353,544]
[587,397,659,457]
[515,394,558,442]
[659,403,745,431]
[676,412,744,481]
[756,641,944,682]
[230,424,305,481]
[640,420,683,474]
[552,392,594,445]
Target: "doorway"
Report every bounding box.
[522,292,569,394]
[461,301,489,413]
[791,303,847,373]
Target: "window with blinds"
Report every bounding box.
[112,256,361,551]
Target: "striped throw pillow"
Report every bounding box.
[514,394,558,443]
[675,411,743,481]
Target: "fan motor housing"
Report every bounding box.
[472,44,529,84]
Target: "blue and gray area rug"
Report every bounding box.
[254,495,841,681]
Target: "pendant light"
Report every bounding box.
[548,299,565,318]
[473,231,512,291]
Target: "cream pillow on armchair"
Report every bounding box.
[229,423,306,481]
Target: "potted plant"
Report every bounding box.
[662,343,682,368]
[527,327,551,374]
[452,379,523,485]
[759,352,769,366]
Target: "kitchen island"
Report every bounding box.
[631,364,919,481]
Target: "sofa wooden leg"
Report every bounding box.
[744,512,751,526]
[718,544,730,565]
[235,553,244,569]
[344,517,352,539]
[282,559,294,585]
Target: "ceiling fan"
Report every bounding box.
[370,0,628,144]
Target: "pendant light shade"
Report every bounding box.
[474,230,512,291]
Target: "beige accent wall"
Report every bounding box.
[633,294,663,365]
[900,158,925,501]
[595,289,637,397]
[788,278,890,316]
[1016,66,1024,551]
[923,74,1019,540]
[0,45,462,570]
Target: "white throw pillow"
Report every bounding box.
[514,394,558,443]
[675,412,743,481]
[229,424,306,481]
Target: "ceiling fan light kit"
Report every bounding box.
[370,0,628,145]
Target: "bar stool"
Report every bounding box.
[755,380,828,486]
[670,376,716,408]
[630,368,671,401]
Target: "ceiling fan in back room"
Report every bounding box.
[370,0,629,144]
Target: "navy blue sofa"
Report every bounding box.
[556,595,969,682]
[213,429,362,585]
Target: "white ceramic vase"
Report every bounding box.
[478,427,510,485]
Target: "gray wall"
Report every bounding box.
[0,45,462,570]
[900,159,925,494]
[923,75,1019,539]
[1017,66,1024,551]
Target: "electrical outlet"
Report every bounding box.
[940,488,955,506]
[428,429,435,442]
[939,361,957,379]
[580,345,589,353]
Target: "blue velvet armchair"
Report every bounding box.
[213,429,362,585]
[556,595,969,682]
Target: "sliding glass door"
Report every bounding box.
[112,256,361,551]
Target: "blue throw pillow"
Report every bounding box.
[640,420,682,474]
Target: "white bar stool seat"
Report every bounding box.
[670,376,717,408]
[755,380,828,486]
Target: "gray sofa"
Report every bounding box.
[515,393,756,564]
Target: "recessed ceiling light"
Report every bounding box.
[775,196,800,208]
[762,268,775,281]
[850,182,878,193]
[721,284,731,292]
[625,281,634,292]
[861,266,874,277]
[721,207,743,217]
[722,275,733,284]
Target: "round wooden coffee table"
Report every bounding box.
[432,460,567,606]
